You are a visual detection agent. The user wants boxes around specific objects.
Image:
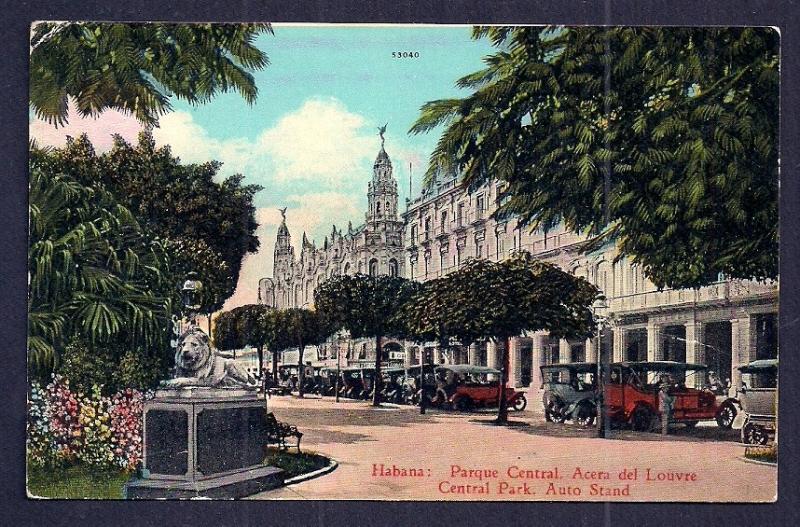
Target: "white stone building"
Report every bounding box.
[258,138,407,366]
[402,171,779,391]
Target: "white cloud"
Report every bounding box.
[255,98,374,183]
[152,97,383,188]
[29,102,143,151]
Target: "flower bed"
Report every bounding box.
[27,375,146,471]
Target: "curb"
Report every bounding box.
[738,456,777,467]
[284,459,338,485]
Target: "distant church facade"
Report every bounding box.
[258,135,406,365]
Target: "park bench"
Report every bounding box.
[265,412,303,452]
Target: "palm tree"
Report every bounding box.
[30,22,273,126]
[28,163,172,373]
[411,26,778,290]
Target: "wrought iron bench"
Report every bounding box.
[265,412,303,452]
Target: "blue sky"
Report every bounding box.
[31,24,498,307]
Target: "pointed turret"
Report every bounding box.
[367,124,399,222]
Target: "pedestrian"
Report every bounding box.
[658,383,675,435]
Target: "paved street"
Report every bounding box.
[251,394,776,502]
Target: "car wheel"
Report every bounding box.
[512,394,528,412]
[574,402,596,427]
[715,402,737,429]
[455,396,473,412]
[630,405,656,432]
[546,400,567,424]
[742,423,769,445]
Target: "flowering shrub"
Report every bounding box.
[27,375,146,471]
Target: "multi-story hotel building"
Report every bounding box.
[401,171,779,391]
[256,135,777,390]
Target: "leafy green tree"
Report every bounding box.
[281,308,331,398]
[315,275,421,405]
[404,252,598,423]
[32,132,262,317]
[30,22,273,126]
[412,27,778,289]
[28,163,172,374]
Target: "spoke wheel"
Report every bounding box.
[715,402,737,429]
[630,406,655,432]
[574,403,596,427]
[546,400,567,424]
[743,423,769,445]
[455,396,473,412]
[512,394,527,412]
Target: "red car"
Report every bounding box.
[605,361,718,431]
[434,365,528,412]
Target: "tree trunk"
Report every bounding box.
[297,343,306,398]
[256,345,264,377]
[372,334,383,406]
[496,336,510,424]
[272,349,278,384]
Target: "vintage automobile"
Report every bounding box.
[434,364,528,412]
[272,365,299,395]
[379,367,407,404]
[403,364,438,405]
[311,367,339,396]
[715,359,778,435]
[605,361,719,431]
[339,367,366,398]
[734,359,777,445]
[540,362,598,426]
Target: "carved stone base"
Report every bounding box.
[124,465,284,499]
[123,390,284,499]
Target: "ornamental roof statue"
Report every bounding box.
[378,122,387,148]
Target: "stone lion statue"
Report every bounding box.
[161,327,256,389]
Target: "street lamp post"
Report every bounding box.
[592,297,610,439]
[335,331,346,403]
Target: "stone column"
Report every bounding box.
[486,340,498,369]
[684,321,705,387]
[647,322,662,361]
[433,346,443,365]
[468,343,478,366]
[612,328,626,362]
[403,342,413,368]
[731,316,755,389]
[559,339,571,364]
[585,337,597,363]
[529,334,546,389]
[509,337,522,388]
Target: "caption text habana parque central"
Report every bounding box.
[371,464,699,497]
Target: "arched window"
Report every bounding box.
[376,201,382,216]
[424,217,431,239]
[343,262,351,275]
[369,258,379,276]
[410,224,418,243]
[388,258,398,277]
[386,201,391,215]
[440,211,447,231]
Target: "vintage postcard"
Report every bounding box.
[27,22,778,501]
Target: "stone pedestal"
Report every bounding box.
[124,388,284,499]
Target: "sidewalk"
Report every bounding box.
[250,395,776,502]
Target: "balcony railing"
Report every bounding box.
[609,280,777,313]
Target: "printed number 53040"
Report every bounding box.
[392,51,419,58]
